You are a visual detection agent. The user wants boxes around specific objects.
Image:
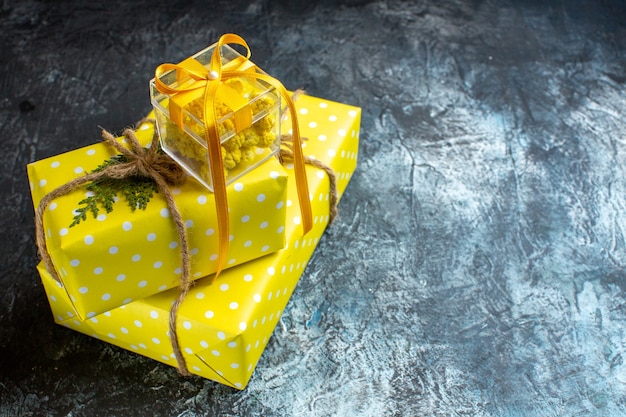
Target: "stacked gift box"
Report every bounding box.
[27,35,360,390]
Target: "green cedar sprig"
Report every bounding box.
[69,154,159,227]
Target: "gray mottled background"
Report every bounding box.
[2,0,626,415]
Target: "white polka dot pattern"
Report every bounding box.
[33,94,360,390]
[26,123,290,318]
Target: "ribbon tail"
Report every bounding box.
[226,70,313,234]
[204,72,230,280]
[278,87,313,234]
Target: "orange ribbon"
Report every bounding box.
[154,33,312,279]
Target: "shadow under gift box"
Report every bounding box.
[28,123,289,320]
[37,94,361,390]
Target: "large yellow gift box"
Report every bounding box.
[36,94,360,389]
[28,126,289,319]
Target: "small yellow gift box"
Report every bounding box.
[37,94,361,389]
[28,126,289,319]
[148,33,313,284]
[150,36,281,190]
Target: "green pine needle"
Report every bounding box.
[69,153,160,227]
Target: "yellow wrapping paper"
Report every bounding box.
[28,125,288,319]
[37,94,360,389]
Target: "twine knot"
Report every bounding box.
[101,127,187,186]
[35,119,195,376]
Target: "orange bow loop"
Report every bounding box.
[154,33,313,282]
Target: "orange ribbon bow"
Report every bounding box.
[154,34,312,279]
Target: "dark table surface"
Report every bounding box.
[2,0,626,415]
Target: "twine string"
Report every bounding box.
[279,135,338,225]
[35,93,339,378]
[34,119,193,376]
[279,89,338,224]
